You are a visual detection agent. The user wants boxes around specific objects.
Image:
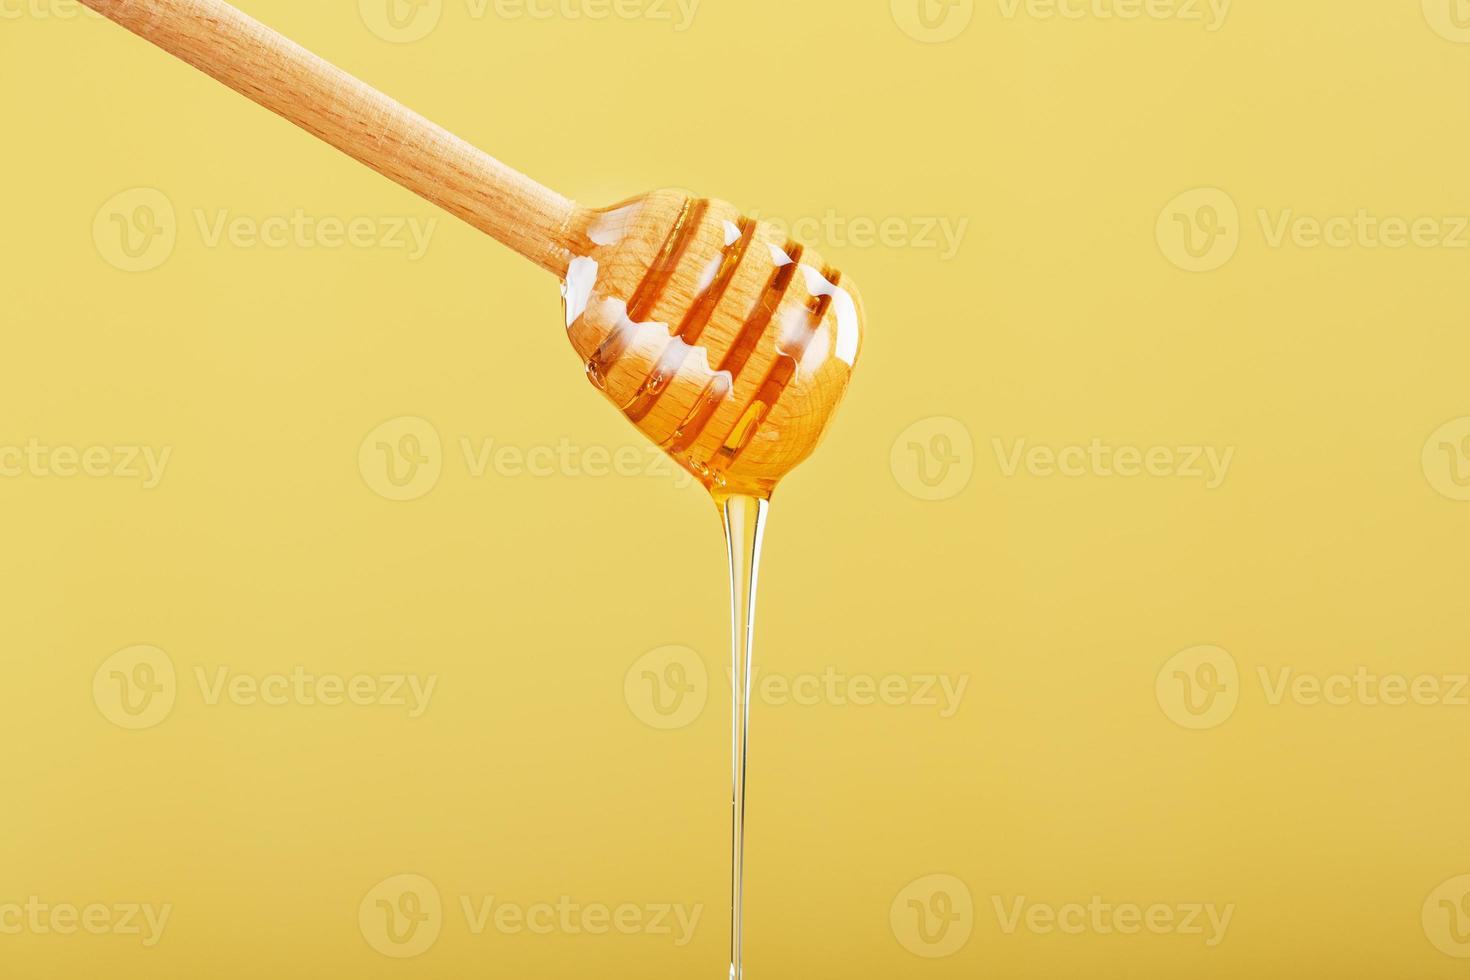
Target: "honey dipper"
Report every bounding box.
[79,0,864,500]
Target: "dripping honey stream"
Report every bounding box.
[561,188,861,977]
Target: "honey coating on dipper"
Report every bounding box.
[560,191,863,499]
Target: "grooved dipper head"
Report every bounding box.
[561,190,864,499]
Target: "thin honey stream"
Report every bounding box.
[716,492,768,980]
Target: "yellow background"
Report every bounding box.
[3,0,1470,976]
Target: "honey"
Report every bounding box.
[562,190,864,977]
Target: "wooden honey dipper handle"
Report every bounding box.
[79,0,585,277]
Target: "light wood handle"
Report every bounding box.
[79,0,585,277]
